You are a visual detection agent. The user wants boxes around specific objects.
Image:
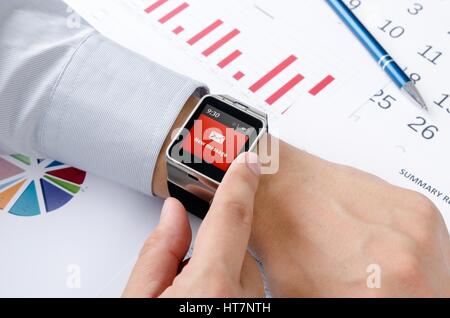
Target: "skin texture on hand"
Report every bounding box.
[124,153,264,298]
[151,96,450,297]
[252,141,450,297]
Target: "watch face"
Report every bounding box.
[168,96,265,183]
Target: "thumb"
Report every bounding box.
[191,152,261,279]
[123,198,191,298]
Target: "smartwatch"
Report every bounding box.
[166,95,268,219]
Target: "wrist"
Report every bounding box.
[152,95,200,198]
[250,140,323,259]
[153,97,317,259]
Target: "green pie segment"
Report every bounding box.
[11,154,31,166]
[44,175,80,194]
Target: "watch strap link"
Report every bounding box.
[217,95,268,125]
[167,181,210,219]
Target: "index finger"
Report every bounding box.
[191,152,261,278]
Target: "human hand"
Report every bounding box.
[123,152,264,298]
[251,141,450,297]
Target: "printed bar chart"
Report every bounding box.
[233,71,245,81]
[266,74,305,105]
[309,75,335,96]
[143,0,337,110]
[218,50,242,69]
[249,55,298,93]
[172,26,184,34]
[144,0,168,14]
[202,29,240,57]
[158,2,189,24]
[187,19,223,45]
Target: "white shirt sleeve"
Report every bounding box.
[0,0,207,195]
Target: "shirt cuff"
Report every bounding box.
[39,32,208,195]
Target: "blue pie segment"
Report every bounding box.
[40,179,74,213]
[46,161,64,169]
[9,181,40,217]
[0,178,21,191]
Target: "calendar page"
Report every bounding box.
[282,0,450,226]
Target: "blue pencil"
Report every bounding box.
[326,0,428,110]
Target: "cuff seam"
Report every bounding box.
[38,30,98,155]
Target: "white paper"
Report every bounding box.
[1,0,448,297]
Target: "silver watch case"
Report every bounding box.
[166,94,268,203]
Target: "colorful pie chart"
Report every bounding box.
[0,155,86,217]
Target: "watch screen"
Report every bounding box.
[168,96,265,182]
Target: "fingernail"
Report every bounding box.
[160,198,171,222]
[237,152,261,176]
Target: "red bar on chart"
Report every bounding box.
[249,55,297,93]
[266,74,305,105]
[308,75,335,96]
[173,26,184,34]
[145,0,168,14]
[159,2,189,24]
[202,29,240,57]
[187,20,223,45]
[218,50,242,68]
[233,71,245,81]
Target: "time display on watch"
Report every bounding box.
[168,96,265,182]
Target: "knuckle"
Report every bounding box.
[223,200,253,228]
[388,251,424,284]
[227,165,258,189]
[139,230,164,257]
[411,227,435,248]
[410,192,439,218]
[398,191,443,245]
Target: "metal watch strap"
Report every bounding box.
[217,95,268,123]
[167,181,210,219]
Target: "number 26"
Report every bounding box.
[407,117,438,140]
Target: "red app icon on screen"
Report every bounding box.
[182,114,248,171]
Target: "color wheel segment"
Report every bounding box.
[0,155,86,217]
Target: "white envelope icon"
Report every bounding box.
[209,130,225,144]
